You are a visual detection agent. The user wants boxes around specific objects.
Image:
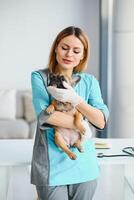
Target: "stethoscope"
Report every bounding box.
[97,147,134,158]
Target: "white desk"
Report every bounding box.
[0,138,134,200]
[1,138,134,166]
[93,138,134,200]
[94,138,134,165]
[0,139,34,166]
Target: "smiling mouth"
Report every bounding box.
[63,59,72,64]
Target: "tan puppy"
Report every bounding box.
[46,73,86,160]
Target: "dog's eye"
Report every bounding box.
[61,76,66,81]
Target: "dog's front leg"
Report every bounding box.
[46,100,57,114]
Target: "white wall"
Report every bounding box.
[109,0,134,138]
[0,0,100,89]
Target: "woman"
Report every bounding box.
[31,26,109,200]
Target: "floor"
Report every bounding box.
[0,165,134,200]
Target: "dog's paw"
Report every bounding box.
[46,105,55,114]
[68,152,77,160]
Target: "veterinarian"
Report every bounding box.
[31,26,109,200]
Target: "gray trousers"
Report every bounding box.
[36,179,97,200]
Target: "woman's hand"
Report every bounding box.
[47,81,83,106]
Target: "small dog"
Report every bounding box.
[46,73,86,160]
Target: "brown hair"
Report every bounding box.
[48,26,90,73]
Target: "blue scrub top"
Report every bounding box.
[31,70,109,186]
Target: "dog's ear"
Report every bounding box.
[47,73,56,86]
[70,76,81,87]
[60,75,67,82]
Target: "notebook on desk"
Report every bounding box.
[95,142,110,149]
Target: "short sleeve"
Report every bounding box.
[88,76,109,129]
[31,71,53,130]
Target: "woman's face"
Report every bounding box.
[55,35,84,71]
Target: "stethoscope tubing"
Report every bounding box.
[97,147,134,158]
[97,153,133,158]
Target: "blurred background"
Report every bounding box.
[0,1,134,200]
[0,0,134,139]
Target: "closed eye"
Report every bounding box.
[62,46,68,50]
[74,50,80,54]
[61,45,81,54]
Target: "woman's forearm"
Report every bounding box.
[46,101,105,129]
[46,111,75,129]
[76,101,105,129]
